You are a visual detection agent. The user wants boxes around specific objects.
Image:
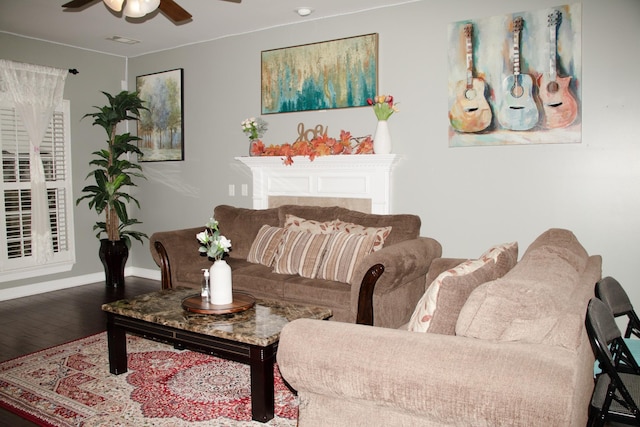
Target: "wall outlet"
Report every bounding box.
[228,184,235,196]
[241,184,248,196]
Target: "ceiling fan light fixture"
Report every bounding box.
[103,0,124,12]
[123,0,161,18]
[296,7,313,17]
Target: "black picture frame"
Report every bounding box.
[136,68,184,161]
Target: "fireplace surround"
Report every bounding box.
[235,154,398,214]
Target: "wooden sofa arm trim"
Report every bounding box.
[356,263,385,326]
[154,241,174,290]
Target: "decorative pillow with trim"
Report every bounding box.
[407,241,518,335]
[246,225,286,267]
[273,229,332,278]
[333,220,392,252]
[284,214,335,234]
[317,231,377,284]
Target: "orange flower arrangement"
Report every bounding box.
[250,130,374,165]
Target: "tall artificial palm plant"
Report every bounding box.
[76,90,148,247]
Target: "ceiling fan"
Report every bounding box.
[62,0,241,24]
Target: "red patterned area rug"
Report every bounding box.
[0,333,297,426]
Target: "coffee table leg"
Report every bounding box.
[249,345,275,422]
[106,315,128,375]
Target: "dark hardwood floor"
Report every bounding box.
[0,276,160,426]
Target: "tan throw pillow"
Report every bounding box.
[284,214,335,234]
[407,241,518,334]
[317,231,377,284]
[273,229,332,278]
[333,219,392,252]
[247,225,285,267]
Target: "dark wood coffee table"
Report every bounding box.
[101,287,332,422]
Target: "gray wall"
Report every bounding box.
[2,0,640,311]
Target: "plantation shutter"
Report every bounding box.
[0,100,75,281]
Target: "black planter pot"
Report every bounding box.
[99,239,129,287]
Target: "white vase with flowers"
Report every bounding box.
[196,217,233,305]
[241,117,268,157]
[367,95,399,154]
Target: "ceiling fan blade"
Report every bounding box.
[62,0,99,8]
[221,0,242,3]
[158,0,192,23]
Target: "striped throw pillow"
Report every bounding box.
[247,225,285,267]
[273,229,332,278]
[317,231,376,284]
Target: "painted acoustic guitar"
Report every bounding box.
[497,17,539,131]
[537,10,578,129]
[449,23,492,133]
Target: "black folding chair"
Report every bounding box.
[596,276,640,340]
[586,298,640,426]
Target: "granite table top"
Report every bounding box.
[102,287,333,347]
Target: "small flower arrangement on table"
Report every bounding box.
[367,95,399,121]
[196,217,231,261]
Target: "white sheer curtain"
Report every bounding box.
[0,60,67,264]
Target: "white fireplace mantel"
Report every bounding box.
[235,154,398,214]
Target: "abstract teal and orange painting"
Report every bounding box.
[261,34,378,114]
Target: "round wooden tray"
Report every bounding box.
[181,291,256,315]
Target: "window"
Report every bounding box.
[0,100,75,281]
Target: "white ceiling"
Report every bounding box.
[0,0,419,58]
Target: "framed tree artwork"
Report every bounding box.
[136,68,184,161]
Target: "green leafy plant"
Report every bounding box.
[196,217,232,261]
[76,91,148,247]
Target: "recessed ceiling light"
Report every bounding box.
[106,35,141,45]
[296,7,313,17]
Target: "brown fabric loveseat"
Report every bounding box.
[149,204,442,328]
[277,228,601,426]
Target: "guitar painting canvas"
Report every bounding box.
[449,24,493,133]
[537,10,578,129]
[448,4,581,147]
[497,17,539,131]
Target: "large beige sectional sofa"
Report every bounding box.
[150,204,442,328]
[277,228,601,426]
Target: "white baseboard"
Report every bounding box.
[129,267,161,281]
[0,267,161,301]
